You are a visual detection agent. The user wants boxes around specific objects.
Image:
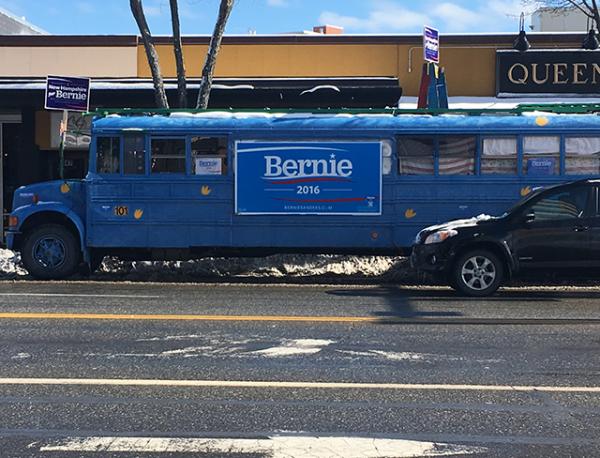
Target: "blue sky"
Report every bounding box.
[1,0,532,35]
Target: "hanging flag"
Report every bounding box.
[437,67,449,109]
[427,63,440,109]
[417,63,430,109]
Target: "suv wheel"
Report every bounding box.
[451,249,503,297]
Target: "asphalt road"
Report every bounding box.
[0,281,599,457]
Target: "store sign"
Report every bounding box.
[423,26,439,63]
[235,141,382,215]
[50,112,91,150]
[497,50,600,96]
[45,75,91,112]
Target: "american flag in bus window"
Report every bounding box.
[481,137,517,175]
[397,137,434,175]
[438,136,476,175]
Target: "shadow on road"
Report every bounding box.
[327,287,462,318]
[327,286,600,322]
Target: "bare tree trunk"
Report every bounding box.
[130,0,169,109]
[169,0,187,108]
[591,0,600,30]
[196,0,234,109]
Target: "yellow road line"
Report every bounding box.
[0,313,598,325]
[0,377,599,393]
[0,312,378,323]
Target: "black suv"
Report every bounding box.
[411,179,600,296]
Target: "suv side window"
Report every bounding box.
[527,187,590,222]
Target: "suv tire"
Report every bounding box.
[451,249,503,297]
[21,224,81,280]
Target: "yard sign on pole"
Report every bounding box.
[44,76,91,180]
[423,26,439,63]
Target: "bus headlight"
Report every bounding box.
[424,229,458,244]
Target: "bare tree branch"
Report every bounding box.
[196,0,234,109]
[525,0,595,19]
[130,0,169,109]
[565,0,596,17]
[591,0,600,29]
[169,0,188,108]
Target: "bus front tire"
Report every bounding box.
[451,249,503,297]
[21,224,81,280]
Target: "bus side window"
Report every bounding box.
[481,137,517,175]
[438,136,476,175]
[381,140,392,175]
[523,136,560,175]
[123,135,146,175]
[151,138,186,174]
[191,136,228,175]
[96,136,120,174]
[397,136,434,175]
[565,137,600,175]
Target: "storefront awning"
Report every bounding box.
[0,77,402,109]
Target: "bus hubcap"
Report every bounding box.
[33,237,66,269]
[461,256,496,290]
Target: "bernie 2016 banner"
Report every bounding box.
[235,141,382,215]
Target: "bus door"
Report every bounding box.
[87,133,149,248]
[186,135,232,248]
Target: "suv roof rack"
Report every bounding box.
[91,103,600,118]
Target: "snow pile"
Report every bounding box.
[95,254,411,283]
[0,248,411,283]
[0,249,27,279]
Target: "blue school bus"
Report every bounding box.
[5,106,600,279]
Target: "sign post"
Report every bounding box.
[419,26,448,109]
[44,76,91,180]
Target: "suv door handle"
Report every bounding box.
[573,225,589,232]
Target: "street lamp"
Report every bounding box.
[513,12,530,52]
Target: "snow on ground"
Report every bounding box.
[0,249,27,279]
[94,254,411,282]
[0,248,411,282]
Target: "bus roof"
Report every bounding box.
[92,111,600,134]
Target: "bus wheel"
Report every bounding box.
[21,224,81,280]
[451,249,503,297]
